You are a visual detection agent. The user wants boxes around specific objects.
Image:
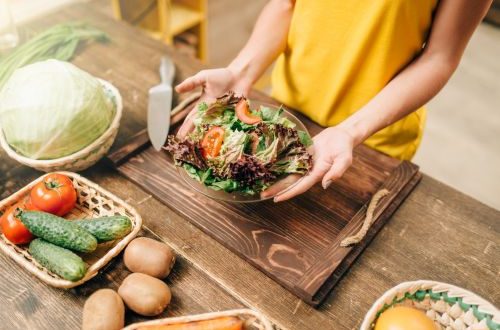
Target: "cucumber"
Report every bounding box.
[74,216,132,242]
[20,211,97,253]
[29,239,87,281]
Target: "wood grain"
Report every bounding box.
[0,2,498,330]
[294,162,420,302]
[106,129,150,166]
[116,110,421,305]
[0,222,243,330]
[90,166,500,330]
[87,3,424,303]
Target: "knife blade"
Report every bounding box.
[148,56,176,151]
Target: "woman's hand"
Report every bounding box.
[262,126,355,202]
[175,67,251,98]
[175,67,252,138]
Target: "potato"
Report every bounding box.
[124,237,176,279]
[118,273,171,316]
[82,289,124,330]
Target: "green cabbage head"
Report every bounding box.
[0,59,115,159]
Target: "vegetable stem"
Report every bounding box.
[0,23,108,89]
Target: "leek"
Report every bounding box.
[0,23,108,89]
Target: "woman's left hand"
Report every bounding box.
[261,126,355,202]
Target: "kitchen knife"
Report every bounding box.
[148,56,176,151]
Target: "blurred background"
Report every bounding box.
[4,0,500,210]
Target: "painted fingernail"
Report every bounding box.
[323,180,332,189]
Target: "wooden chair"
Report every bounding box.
[111,0,207,61]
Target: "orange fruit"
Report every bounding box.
[375,306,437,330]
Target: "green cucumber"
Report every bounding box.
[20,211,97,253]
[74,216,132,242]
[29,239,87,281]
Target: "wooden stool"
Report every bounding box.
[111,0,207,61]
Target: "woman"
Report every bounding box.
[175,0,492,201]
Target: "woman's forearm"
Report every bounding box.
[228,0,294,90]
[339,0,492,146]
[338,51,457,146]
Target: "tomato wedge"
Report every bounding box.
[235,99,262,125]
[0,200,36,245]
[201,126,225,159]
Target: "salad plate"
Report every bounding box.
[167,93,313,203]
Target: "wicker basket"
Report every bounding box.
[361,280,500,330]
[0,172,142,288]
[123,308,273,330]
[0,79,122,172]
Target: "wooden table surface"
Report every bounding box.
[0,3,498,330]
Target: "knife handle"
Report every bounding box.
[160,56,175,85]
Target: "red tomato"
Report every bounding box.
[201,126,225,159]
[235,99,262,125]
[30,173,77,216]
[0,201,35,245]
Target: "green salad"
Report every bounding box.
[166,92,313,195]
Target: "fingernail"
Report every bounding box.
[323,180,332,190]
[273,197,279,203]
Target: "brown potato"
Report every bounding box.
[118,273,172,316]
[82,289,124,330]
[124,237,176,279]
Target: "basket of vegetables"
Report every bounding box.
[361,280,500,330]
[0,59,122,172]
[123,308,273,330]
[0,172,142,288]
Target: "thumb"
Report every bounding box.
[176,94,212,138]
[176,108,196,139]
[260,174,301,199]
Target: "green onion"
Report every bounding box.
[0,23,108,89]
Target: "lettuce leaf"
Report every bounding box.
[255,138,278,163]
[210,179,239,192]
[260,106,282,122]
[260,106,295,128]
[298,130,313,147]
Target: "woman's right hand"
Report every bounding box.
[175,67,251,138]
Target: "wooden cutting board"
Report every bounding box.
[108,94,421,306]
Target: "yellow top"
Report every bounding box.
[272,0,438,160]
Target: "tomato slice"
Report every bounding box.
[0,200,35,245]
[235,99,262,125]
[201,126,225,159]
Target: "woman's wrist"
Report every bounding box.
[227,58,256,93]
[337,116,371,147]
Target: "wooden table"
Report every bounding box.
[0,3,498,329]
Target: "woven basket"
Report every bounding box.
[0,172,142,288]
[0,79,122,172]
[123,308,273,330]
[361,280,500,330]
